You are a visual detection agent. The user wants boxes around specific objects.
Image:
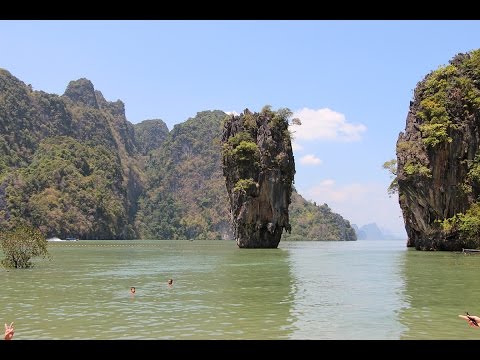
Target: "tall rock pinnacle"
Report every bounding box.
[222,106,296,248]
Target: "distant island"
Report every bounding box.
[352,223,406,240]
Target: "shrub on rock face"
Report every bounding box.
[0,226,49,268]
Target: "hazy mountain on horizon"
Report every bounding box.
[352,223,406,240]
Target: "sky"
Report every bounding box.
[1,20,480,237]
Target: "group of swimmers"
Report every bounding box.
[130,278,174,295]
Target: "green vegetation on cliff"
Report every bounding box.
[133,119,169,156]
[396,49,480,250]
[1,136,131,239]
[0,70,140,239]
[0,69,356,241]
[136,110,232,240]
[283,191,356,241]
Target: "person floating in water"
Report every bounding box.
[167,279,173,287]
[4,322,14,340]
[459,312,480,328]
[130,287,136,295]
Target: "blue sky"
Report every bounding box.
[1,20,480,236]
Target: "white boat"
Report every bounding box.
[47,237,64,242]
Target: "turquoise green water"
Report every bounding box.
[1,239,480,339]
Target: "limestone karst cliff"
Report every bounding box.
[397,50,480,250]
[0,68,357,241]
[222,107,296,248]
[0,71,143,239]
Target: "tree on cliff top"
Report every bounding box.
[382,159,398,195]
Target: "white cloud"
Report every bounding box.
[299,179,406,237]
[319,179,335,186]
[307,179,368,202]
[225,111,239,116]
[300,154,322,166]
[290,107,367,142]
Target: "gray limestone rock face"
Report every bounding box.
[396,51,480,250]
[222,108,295,248]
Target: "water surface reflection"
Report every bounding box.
[282,240,407,339]
[399,248,480,339]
